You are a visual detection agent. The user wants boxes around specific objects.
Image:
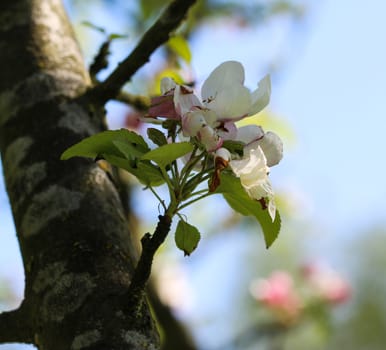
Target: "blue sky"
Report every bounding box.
[276,0,386,236]
[1,0,386,347]
[189,0,386,241]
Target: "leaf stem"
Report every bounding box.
[148,186,167,211]
[177,192,214,211]
[160,166,177,205]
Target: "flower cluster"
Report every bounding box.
[250,263,351,325]
[148,61,283,220]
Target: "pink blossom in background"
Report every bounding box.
[250,271,302,324]
[124,110,143,130]
[302,263,351,304]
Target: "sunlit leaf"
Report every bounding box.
[141,142,194,167]
[103,154,164,187]
[167,35,192,63]
[113,140,148,160]
[175,219,201,256]
[61,129,149,160]
[215,173,281,248]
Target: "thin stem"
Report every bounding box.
[178,149,205,197]
[188,188,209,197]
[160,166,177,206]
[182,172,211,193]
[172,160,180,183]
[148,186,167,212]
[177,192,214,211]
[179,146,200,183]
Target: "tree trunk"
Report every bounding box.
[0,0,159,348]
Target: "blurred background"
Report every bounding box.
[1,0,386,349]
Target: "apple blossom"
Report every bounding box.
[201,61,271,121]
[229,146,276,220]
[250,271,302,324]
[148,61,272,152]
[245,131,283,167]
[302,263,351,304]
[236,125,265,144]
[236,125,283,167]
[63,58,284,266]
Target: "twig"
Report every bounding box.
[89,0,197,104]
[116,91,150,111]
[89,39,112,81]
[128,215,172,297]
[0,306,34,344]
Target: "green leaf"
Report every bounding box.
[103,154,164,187]
[147,128,167,146]
[141,142,194,167]
[222,140,245,156]
[113,140,148,160]
[161,119,178,138]
[61,129,149,161]
[216,173,281,248]
[175,220,201,256]
[167,35,192,63]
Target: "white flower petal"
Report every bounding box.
[217,121,238,140]
[249,75,271,116]
[204,85,251,120]
[215,147,231,162]
[201,61,245,102]
[236,125,264,144]
[160,77,176,94]
[267,195,276,221]
[230,146,275,220]
[173,85,201,115]
[246,131,283,167]
[201,109,217,126]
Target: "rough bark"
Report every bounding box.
[0,0,160,348]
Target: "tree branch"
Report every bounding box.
[128,215,172,298]
[89,0,197,104]
[116,91,150,111]
[0,307,34,345]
